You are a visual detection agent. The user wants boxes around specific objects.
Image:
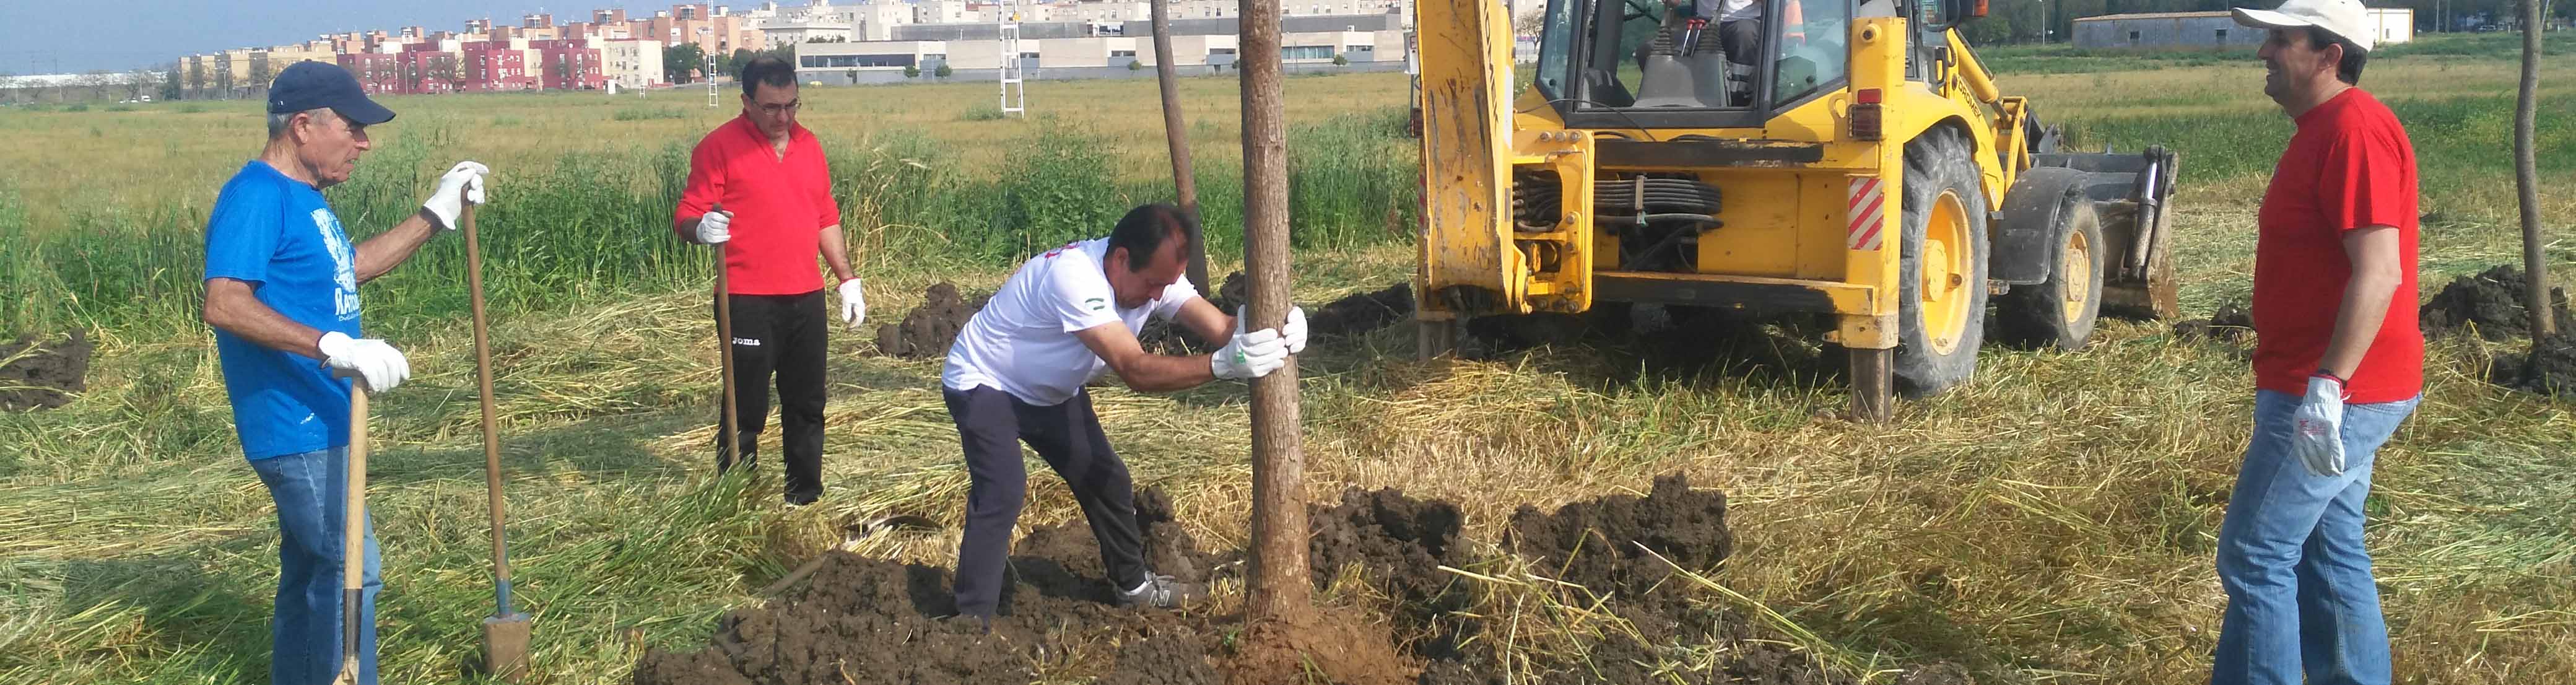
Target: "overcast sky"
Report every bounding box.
[0,1,657,74]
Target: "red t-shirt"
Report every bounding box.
[675,115,841,295]
[2252,88,2422,403]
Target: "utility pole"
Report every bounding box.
[2518,0,2556,338]
[1151,0,1210,294]
[1238,0,1312,627]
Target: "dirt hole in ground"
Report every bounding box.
[635,473,1971,685]
[872,282,986,359]
[1,329,90,412]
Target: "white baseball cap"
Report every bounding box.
[2233,0,2376,52]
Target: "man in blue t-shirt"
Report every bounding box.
[199,61,488,685]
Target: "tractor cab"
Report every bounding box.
[1535,0,1856,121]
[1530,0,1968,128]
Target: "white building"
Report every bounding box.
[602,39,666,89]
[793,12,1405,84]
[2073,9,2413,50]
[855,2,918,40]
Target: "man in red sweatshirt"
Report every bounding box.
[672,56,865,506]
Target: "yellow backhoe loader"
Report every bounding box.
[1413,0,2180,419]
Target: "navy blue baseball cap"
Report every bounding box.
[266,61,396,125]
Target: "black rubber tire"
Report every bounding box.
[1996,201,2106,351]
[1894,128,1991,398]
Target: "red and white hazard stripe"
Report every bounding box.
[1847,176,1886,251]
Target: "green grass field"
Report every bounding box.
[1,34,2572,684]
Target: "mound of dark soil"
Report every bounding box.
[2172,299,2255,344]
[1505,473,1733,597]
[1305,488,1477,658]
[873,282,986,359]
[2493,333,2576,399]
[1,329,90,412]
[2420,266,2574,342]
[1306,283,1412,339]
[1139,274,1416,356]
[1464,305,1845,388]
[1206,271,1250,313]
[1138,273,1244,356]
[635,489,1215,685]
[636,476,1971,685]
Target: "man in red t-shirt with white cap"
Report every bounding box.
[2211,1,2422,683]
[672,56,864,505]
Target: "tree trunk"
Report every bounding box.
[1237,0,1312,626]
[2520,0,2555,339]
[1152,0,1209,294]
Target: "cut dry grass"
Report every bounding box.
[9,233,2568,683]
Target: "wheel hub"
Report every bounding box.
[1920,191,1972,355]
[2060,228,2092,323]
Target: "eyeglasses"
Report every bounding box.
[755,100,801,115]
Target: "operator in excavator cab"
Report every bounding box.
[1630,0,1804,108]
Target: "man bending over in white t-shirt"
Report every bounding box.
[939,203,1305,625]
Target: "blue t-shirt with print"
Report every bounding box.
[204,160,363,460]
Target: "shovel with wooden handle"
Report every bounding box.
[460,187,533,682]
[711,204,744,471]
[331,375,370,685]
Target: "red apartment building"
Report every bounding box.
[459,41,536,92]
[529,40,607,90]
[337,53,401,94]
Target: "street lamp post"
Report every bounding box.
[2039,0,2050,43]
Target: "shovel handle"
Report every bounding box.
[711,204,742,465]
[460,189,518,614]
[334,376,369,685]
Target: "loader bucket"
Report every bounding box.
[2031,146,2182,320]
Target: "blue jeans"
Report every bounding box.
[249,447,381,685]
[2211,390,2419,685]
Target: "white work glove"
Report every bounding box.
[1235,305,1308,355]
[421,161,489,232]
[317,331,411,393]
[2289,374,2348,477]
[1282,305,1307,354]
[695,209,733,245]
[838,278,868,328]
[1210,325,1287,380]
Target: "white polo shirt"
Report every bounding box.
[941,238,1198,406]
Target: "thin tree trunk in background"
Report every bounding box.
[2518,0,2555,339]
[1151,0,1209,294]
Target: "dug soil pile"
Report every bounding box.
[1,329,90,412]
[2419,266,2574,342]
[2414,267,2576,399]
[2172,299,2255,344]
[872,282,986,359]
[1139,273,1416,356]
[1305,283,1414,339]
[2493,334,2576,399]
[636,474,1971,685]
[1138,272,1247,355]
